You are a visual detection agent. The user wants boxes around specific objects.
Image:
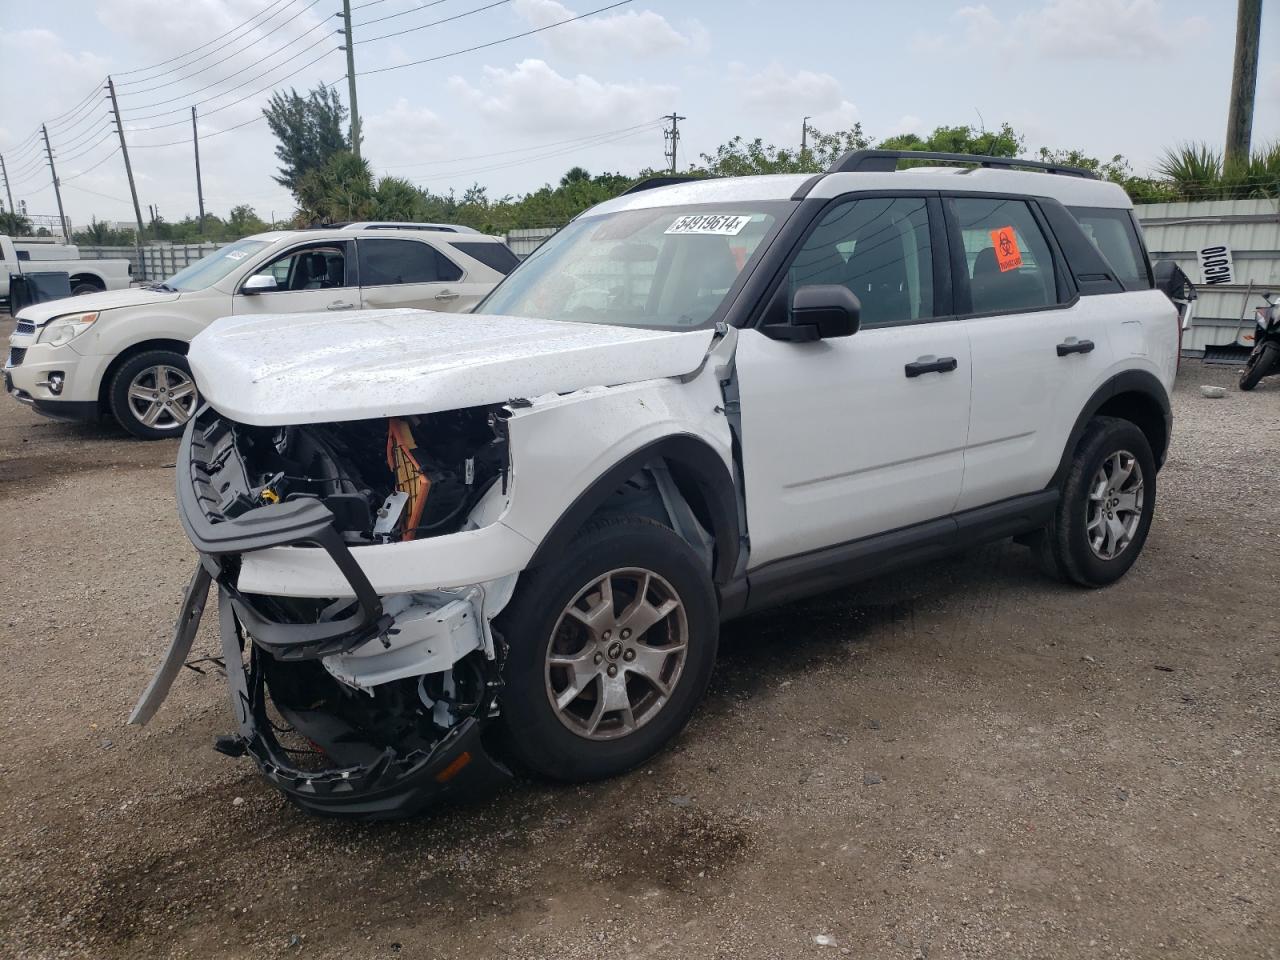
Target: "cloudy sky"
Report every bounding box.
[1,0,1277,231]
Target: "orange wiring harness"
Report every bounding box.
[386,418,430,541]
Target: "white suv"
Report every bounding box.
[4,225,518,439]
[133,151,1181,818]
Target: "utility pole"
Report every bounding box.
[663,113,685,174]
[40,125,69,241]
[801,116,811,153]
[338,0,362,158]
[106,76,147,278]
[1225,0,1262,168]
[192,106,205,234]
[0,155,14,216]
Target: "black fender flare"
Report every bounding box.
[526,433,741,585]
[1049,369,1172,488]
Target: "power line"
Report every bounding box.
[62,147,123,183]
[354,0,453,29]
[124,46,340,132]
[46,78,110,127]
[63,181,132,205]
[59,131,120,166]
[51,122,114,157]
[408,124,662,183]
[113,0,299,79]
[355,0,635,76]
[356,0,513,44]
[118,1,327,96]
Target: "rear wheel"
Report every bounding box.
[496,516,718,782]
[1035,416,1156,587]
[1239,342,1278,391]
[71,279,103,296]
[108,349,199,440]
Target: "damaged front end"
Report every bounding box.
[131,406,515,818]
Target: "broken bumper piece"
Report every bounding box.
[130,419,512,819]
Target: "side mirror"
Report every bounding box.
[1153,260,1196,303]
[241,274,278,295]
[763,284,861,342]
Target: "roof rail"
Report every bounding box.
[620,174,711,195]
[828,149,1099,179]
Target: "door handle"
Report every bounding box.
[1057,338,1095,356]
[326,300,355,311]
[904,355,958,378]
[434,290,460,301]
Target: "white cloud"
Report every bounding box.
[511,0,699,61]
[927,0,1207,59]
[735,63,859,133]
[364,98,455,169]
[447,59,675,136]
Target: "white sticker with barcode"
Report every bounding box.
[665,214,751,236]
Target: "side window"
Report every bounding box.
[1068,206,1152,291]
[951,197,1062,314]
[788,196,935,329]
[359,238,463,286]
[449,241,521,275]
[247,244,348,291]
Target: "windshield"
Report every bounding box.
[165,238,273,291]
[475,204,788,329]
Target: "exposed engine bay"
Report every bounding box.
[196,405,510,544]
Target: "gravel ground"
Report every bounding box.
[1,327,1277,959]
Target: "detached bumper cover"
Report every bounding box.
[132,414,511,817]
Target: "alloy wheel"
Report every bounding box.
[126,364,197,432]
[1086,450,1145,560]
[545,567,688,741]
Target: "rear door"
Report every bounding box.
[357,237,485,312]
[948,195,1112,511]
[735,194,973,568]
[232,240,357,315]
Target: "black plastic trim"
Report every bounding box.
[1049,370,1173,484]
[176,414,389,659]
[620,175,711,195]
[527,434,741,585]
[829,149,1098,179]
[726,490,1059,618]
[28,398,100,422]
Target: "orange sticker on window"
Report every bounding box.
[990,226,1022,272]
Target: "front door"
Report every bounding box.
[232,240,357,315]
[735,194,972,568]
[357,237,489,312]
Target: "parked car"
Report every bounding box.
[0,234,132,305]
[133,151,1181,818]
[4,225,518,438]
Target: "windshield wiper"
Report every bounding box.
[142,281,177,292]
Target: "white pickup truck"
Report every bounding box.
[0,235,133,304]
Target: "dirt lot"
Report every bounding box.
[0,325,1276,960]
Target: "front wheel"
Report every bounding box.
[1239,342,1279,391]
[108,349,199,440]
[1035,416,1156,587]
[496,516,718,782]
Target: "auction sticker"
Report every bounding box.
[990,226,1022,272]
[666,214,751,236]
[225,250,249,260]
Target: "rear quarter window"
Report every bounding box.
[1068,206,1152,291]
[450,241,521,276]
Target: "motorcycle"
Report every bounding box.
[1239,292,1280,391]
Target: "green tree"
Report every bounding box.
[698,124,871,176]
[0,210,32,235]
[879,123,1022,158]
[227,204,269,235]
[72,217,135,245]
[264,85,352,194]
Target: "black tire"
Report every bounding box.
[496,516,718,782]
[1239,342,1278,391]
[108,349,198,441]
[1035,416,1157,588]
[71,280,103,296]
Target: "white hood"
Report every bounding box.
[14,286,181,323]
[189,309,715,426]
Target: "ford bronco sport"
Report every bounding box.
[133,150,1181,817]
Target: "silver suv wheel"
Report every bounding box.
[1086,450,1144,560]
[127,363,198,431]
[544,567,688,741]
